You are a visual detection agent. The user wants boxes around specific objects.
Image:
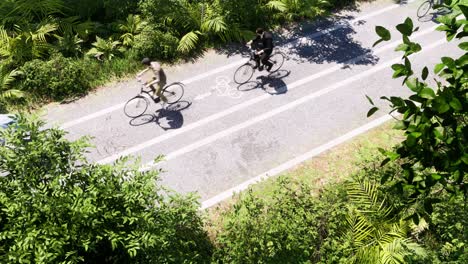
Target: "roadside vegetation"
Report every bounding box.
[0,0,356,112]
[0,0,466,263]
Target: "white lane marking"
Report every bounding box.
[97,25,439,165]
[141,38,445,171]
[194,92,213,101]
[200,114,394,210]
[60,3,406,129]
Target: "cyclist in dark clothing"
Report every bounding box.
[249,28,274,71]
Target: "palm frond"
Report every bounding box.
[177,31,201,54]
[0,89,25,100]
[201,16,227,34]
[267,1,289,12]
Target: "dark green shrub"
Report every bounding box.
[131,26,180,61]
[212,177,350,263]
[0,114,214,263]
[20,54,91,101]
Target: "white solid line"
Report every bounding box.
[194,92,213,101]
[200,114,394,210]
[141,38,445,171]
[61,3,405,129]
[98,25,438,165]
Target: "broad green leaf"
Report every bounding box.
[419,88,435,99]
[462,153,468,165]
[393,121,407,130]
[376,26,391,41]
[441,57,456,68]
[367,107,379,117]
[458,5,468,19]
[421,67,429,80]
[432,97,450,113]
[433,127,445,139]
[395,43,409,52]
[405,77,419,92]
[449,98,462,110]
[459,42,468,50]
[413,175,423,182]
[396,21,412,36]
[434,63,445,74]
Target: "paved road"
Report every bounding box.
[43,0,462,207]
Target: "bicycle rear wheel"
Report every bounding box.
[417,1,432,18]
[234,63,254,84]
[163,82,184,104]
[269,52,285,73]
[124,95,149,118]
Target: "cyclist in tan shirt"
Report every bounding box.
[137,58,167,103]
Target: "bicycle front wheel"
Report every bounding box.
[163,82,184,104]
[417,1,432,18]
[124,95,149,118]
[269,52,285,73]
[234,63,254,84]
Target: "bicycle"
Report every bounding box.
[417,0,440,18]
[233,49,286,85]
[124,81,184,118]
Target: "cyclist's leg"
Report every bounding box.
[253,53,261,69]
[156,80,168,103]
[261,52,273,71]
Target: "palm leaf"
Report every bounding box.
[177,31,201,54]
[267,1,289,12]
[201,16,227,34]
[0,89,25,100]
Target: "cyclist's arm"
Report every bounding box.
[137,68,149,78]
[147,78,160,87]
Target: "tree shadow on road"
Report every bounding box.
[128,100,192,130]
[214,12,379,67]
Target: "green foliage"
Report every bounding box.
[0,114,213,263]
[87,36,125,61]
[117,14,147,47]
[0,63,24,111]
[131,26,179,61]
[213,177,350,263]
[20,54,91,101]
[369,1,467,212]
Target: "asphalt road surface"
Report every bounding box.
[43,0,463,208]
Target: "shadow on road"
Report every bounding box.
[215,10,378,67]
[237,70,290,95]
[128,100,192,130]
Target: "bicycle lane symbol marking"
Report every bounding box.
[194,76,243,101]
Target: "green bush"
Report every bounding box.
[0,114,213,263]
[20,54,91,101]
[212,177,350,263]
[131,26,180,61]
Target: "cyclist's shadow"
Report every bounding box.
[129,100,192,130]
[238,70,290,95]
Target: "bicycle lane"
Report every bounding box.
[42,0,415,128]
[152,39,463,201]
[75,4,436,163]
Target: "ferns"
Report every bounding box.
[345,178,427,263]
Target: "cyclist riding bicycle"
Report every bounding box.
[137,58,167,103]
[248,28,274,72]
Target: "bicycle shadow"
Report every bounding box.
[417,8,452,23]
[237,70,290,95]
[128,101,192,130]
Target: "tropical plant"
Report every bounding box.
[117,14,147,47]
[86,36,125,61]
[0,23,57,66]
[267,0,331,20]
[0,114,213,263]
[0,0,65,29]
[345,178,428,264]
[0,64,24,110]
[368,0,467,216]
